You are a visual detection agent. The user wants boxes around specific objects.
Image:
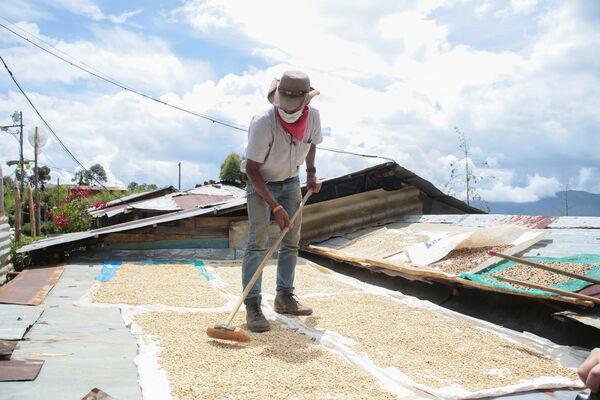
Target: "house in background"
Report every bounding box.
[19,162,481,258]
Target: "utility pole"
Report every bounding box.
[178,162,181,191]
[0,164,4,215]
[1,111,25,223]
[34,127,40,235]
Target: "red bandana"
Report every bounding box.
[276,106,310,141]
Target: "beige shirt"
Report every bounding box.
[241,106,322,182]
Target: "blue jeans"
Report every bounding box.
[242,176,302,299]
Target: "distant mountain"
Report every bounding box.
[488,190,600,216]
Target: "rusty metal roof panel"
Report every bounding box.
[173,194,236,211]
[0,358,44,381]
[0,266,64,306]
[90,185,244,217]
[102,185,177,206]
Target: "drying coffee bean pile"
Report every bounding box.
[432,245,512,274]
[495,261,597,287]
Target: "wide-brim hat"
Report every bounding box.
[267,70,320,111]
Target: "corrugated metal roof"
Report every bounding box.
[187,184,246,197]
[313,162,485,215]
[172,194,237,210]
[20,163,482,254]
[129,196,180,211]
[400,214,600,229]
[306,213,600,318]
[90,184,244,217]
[17,197,247,253]
[102,185,177,206]
[89,185,178,217]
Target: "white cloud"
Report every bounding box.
[482,174,561,202]
[0,24,214,95]
[108,8,143,24]
[48,0,106,21]
[509,0,538,14]
[2,1,599,203]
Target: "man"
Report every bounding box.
[240,70,323,332]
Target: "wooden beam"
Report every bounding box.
[104,232,227,243]
[493,276,600,305]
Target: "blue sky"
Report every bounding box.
[1,0,599,206]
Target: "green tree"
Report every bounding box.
[444,127,492,212]
[127,182,157,193]
[3,176,13,190]
[27,166,51,188]
[72,163,107,185]
[220,153,243,183]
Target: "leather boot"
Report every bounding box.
[244,295,270,332]
[274,290,312,315]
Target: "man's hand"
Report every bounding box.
[306,173,322,193]
[273,207,292,231]
[579,348,600,393]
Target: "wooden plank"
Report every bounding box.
[104,232,228,243]
[194,216,246,228]
[154,225,228,236]
[450,276,594,307]
[494,276,600,304]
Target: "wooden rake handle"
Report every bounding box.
[488,250,600,286]
[224,189,313,326]
[493,275,599,305]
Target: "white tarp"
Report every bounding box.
[404,224,547,266]
[78,259,586,400]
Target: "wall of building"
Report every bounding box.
[0,215,13,285]
[102,216,246,250]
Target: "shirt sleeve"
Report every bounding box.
[310,108,323,145]
[245,114,274,163]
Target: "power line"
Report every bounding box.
[0,18,398,164]
[316,145,396,163]
[0,55,130,205]
[0,20,248,132]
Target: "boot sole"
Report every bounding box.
[247,325,271,332]
[274,308,313,316]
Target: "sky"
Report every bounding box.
[0,0,599,206]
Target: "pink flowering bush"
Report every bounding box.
[92,201,108,209]
[50,186,93,233]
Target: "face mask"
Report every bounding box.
[278,107,303,123]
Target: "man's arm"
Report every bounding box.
[305,143,322,193]
[245,159,291,231]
